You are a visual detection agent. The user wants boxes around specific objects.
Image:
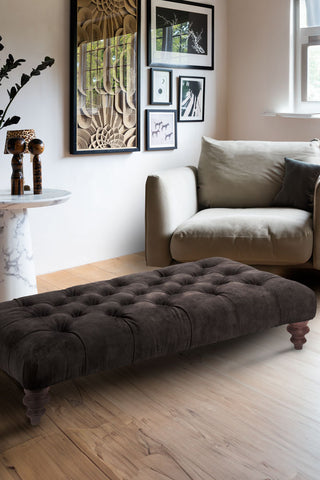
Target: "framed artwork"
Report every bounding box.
[150,68,172,104]
[146,110,177,150]
[178,76,205,122]
[147,0,214,70]
[70,0,140,154]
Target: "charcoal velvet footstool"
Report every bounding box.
[0,257,316,425]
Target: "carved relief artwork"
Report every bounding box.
[70,0,140,154]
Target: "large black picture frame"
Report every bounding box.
[70,0,141,154]
[147,0,214,70]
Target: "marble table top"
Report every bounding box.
[0,189,71,210]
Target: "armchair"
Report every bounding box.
[145,137,320,268]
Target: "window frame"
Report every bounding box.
[294,0,320,113]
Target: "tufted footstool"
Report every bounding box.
[0,257,316,425]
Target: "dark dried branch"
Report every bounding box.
[0,35,55,130]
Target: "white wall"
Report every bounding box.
[0,0,227,274]
[227,0,320,141]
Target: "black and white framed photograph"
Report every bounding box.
[150,68,172,104]
[178,76,205,121]
[146,110,177,150]
[147,0,214,69]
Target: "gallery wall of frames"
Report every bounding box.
[70,0,214,154]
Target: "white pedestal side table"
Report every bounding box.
[0,189,71,302]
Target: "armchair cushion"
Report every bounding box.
[198,137,320,208]
[272,157,320,212]
[170,208,313,265]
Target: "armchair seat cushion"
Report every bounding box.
[170,208,313,265]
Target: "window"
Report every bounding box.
[294,0,320,111]
[77,34,134,115]
[156,22,190,54]
[78,40,105,113]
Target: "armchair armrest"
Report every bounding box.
[145,166,198,266]
[313,175,320,269]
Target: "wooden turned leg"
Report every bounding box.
[287,321,310,350]
[23,387,50,425]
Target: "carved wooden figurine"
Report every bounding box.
[29,138,44,194]
[7,137,26,195]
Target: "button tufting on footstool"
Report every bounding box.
[0,257,316,425]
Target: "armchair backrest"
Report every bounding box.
[198,137,320,208]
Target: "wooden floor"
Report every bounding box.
[1,252,320,479]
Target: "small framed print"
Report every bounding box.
[146,109,177,150]
[150,68,172,104]
[178,76,205,122]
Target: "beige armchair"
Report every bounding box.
[145,137,320,268]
